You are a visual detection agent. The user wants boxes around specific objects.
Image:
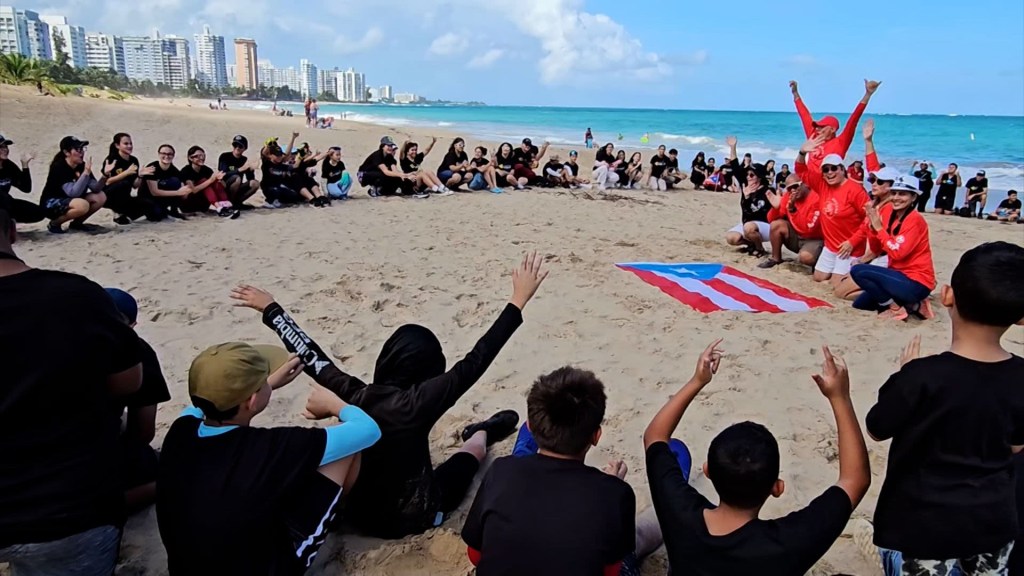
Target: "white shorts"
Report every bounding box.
[729,221,771,239]
[815,247,861,276]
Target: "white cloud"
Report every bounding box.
[333,27,384,55]
[467,49,505,69]
[786,54,818,67]
[429,33,469,56]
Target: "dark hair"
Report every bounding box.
[186,145,204,161]
[191,396,240,421]
[631,152,642,162]
[604,142,614,151]
[1008,190,1018,196]
[158,143,175,155]
[950,163,958,168]
[669,148,678,155]
[526,367,606,456]
[497,142,513,159]
[950,242,1024,327]
[781,163,789,169]
[616,150,625,159]
[708,422,780,509]
[449,137,465,154]
[475,146,488,155]
[109,132,130,158]
[400,141,418,158]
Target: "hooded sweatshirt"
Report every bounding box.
[260,301,523,538]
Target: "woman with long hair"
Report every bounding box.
[592,142,620,190]
[723,137,771,257]
[625,152,644,189]
[40,136,110,233]
[400,140,450,196]
[690,151,707,190]
[438,138,470,190]
[102,133,156,224]
[142,144,193,220]
[764,159,777,184]
[493,142,526,189]
[0,134,45,224]
[357,136,415,197]
[179,145,238,218]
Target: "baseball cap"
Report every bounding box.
[189,342,291,412]
[59,136,89,151]
[231,135,248,149]
[380,136,396,147]
[105,288,138,324]
[869,166,901,182]
[891,175,920,194]
[522,138,532,145]
[812,116,840,131]
[569,150,578,157]
[0,134,12,146]
[821,153,845,167]
[977,169,986,176]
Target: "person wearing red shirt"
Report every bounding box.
[796,139,871,290]
[849,175,936,321]
[847,161,865,183]
[758,173,823,269]
[790,79,881,173]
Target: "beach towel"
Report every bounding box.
[617,262,831,313]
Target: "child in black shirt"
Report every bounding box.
[643,340,870,576]
[866,241,1024,574]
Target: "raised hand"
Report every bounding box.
[692,338,724,386]
[863,118,875,141]
[268,354,305,390]
[230,284,275,313]
[900,334,921,367]
[800,135,827,153]
[103,158,116,176]
[139,165,155,177]
[865,79,882,95]
[789,80,799,97]
[766,189,782,209]
[20,152,34,166]
[866,203,883,231]
[811,346,850,400]
[725,135,738,148]
[304,381,347,420]
[85,156,93,174]
[510,251,549,310]
[291,131,300,139]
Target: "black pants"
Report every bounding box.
[434,451,481,514]
[916,185,933,212]
[264,184,304,204]
[363,172,412,196]
[4,197,45,223]
[105,181,158,220]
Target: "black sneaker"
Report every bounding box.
[167,209,188,220]
[461,410,520,446]
[230,209,241,219]
[218,207,233,217]
[758,258,781,269]
[113,215,131,225]
[69,222,101,232]
[367,186,381,198]
[47,221,65,234]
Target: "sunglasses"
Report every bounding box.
[786,182,802,191]
[821,165,842,173]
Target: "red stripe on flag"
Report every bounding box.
[704,278,784,313]
[719,266,832,308]
[622,267,723,313]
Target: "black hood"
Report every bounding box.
[373,324,446,390]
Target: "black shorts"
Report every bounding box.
[935,189,956,211]
[279,470,344,572]
[433,451,480,516]
[43,197,73,219]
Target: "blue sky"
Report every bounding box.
[35,0,1024,115]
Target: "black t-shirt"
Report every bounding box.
[565,161,580,177]
[650,154,669,177]
[511,146,538,167]
[469,156,490,171]
[666,157,680,172]
[741,185,771,223]
[866,352,1024,558]
[0,159,31,207]
[103,154,139,187]
[494,153,515,172]
[775,169,791,186]
[998,198,1022,211]
[0,268,141,548]
[400,152,425,173]
[40,159,84,203]
[440,150,469,172]
[594,149,615,168]
[937,172,959,195]
[913,168,934,190]
[157,414,328,575]
[543,160,564,176]
[218,151,254,181]
[260,158,296,189]
[143,161,182,194]
[462,454,635,576]
[646,442,852,576]
[692,159,707,174]
[130,338,171,408]
[179,164,213,186]
[321,158,346,184]
[358,149,396,174]
[966,177,988,198]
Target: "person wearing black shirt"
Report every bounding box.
[774,163,792,187]
[648,145,669,190]
[358,136,415,197]
[101,132,155,224]
[179,145,238,218]
[563,150,589,187]
[512,138,549,185]
[963,170,989,218]
[0,208,143,575]
[934,163,961,215]
[218,135,260,209]
[0,135,44,224]
[399,137,450,195]
[463,367,664,576]
[643,341,870,576]
[322,146,354,199]
[259,135,330,207]
[40,136,110,233]
[622,152,643,188]
[232,253,550,539]
[723,138,772,257]
[141,144,194,219]
[493,142,527,189]
[438,137,471,190]
[990,189,1021,222]
[911,161,935,213]
[542,154,569,187]
[664,148,685,189]
[867,242,1024,573]
[612,150,629,185]
[468,146,502,192]
[690,151,707,190]
[593,142,621,190]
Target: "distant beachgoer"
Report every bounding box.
[639,133,649,144]
[648,145,669,191]
[261,133,330,206]
[543,154,568,188]
[911,161,935,212]
[585,127,594,149]
[790,79,881,172]
[764,159,777,185]
[847,161,865,183]
[438,138,470,190]
[735,153,754,193]
[988,190,1020,222]
[142,144,192,220]
[401,138,450,196]
[626,152,644,189]
[933,163,961,215]
[40,136,110,233]
[775,163,791,188]
[179,146,238,218]
[703,157,725,192]
[218,135,260,210]
[723,137,771,257]
[593,143,620,191]
[310,99,319,127]
[689,152,707,190]
[358,136,414,197]
[321,147,353,200]
[0,134,44,224]
[964,170,989,218]
[493,143,527,189]
[304,98,312,127]
[664,149,685,189]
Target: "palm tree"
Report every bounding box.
[0,53,59,94]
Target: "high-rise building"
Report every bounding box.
[14,9,51,60]
[193,25,227,88]
[40,15,86,68]
[379,85,393,100]
[226,63,236,87]
[341,67,365,102]
[85,32,125,74]
[0,6,28,56]
[394,93,422,104]
[121,32,190,89]
[162,35,190,90]
[233,38,258,91]
[317,67,341,98]
[256,59,301,92]
[299,58,317,98]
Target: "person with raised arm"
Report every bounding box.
[643,340,870,576]
[102,132,155,224]
[723,136,772,258]
[230,252,549,539]
[0,134,44,224]
[790,79,881,172]
[40,136,112,233]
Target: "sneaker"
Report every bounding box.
[978,212,986,219]
[413,191,430,199]
[757,258,782,269]
[47,221,65,234]
[229,209,241,220]
[879,306,909,321]
[113,215,131,226]
[69,221,101,232]
[435,189,454,197]
[461,410,520,446]
[916,298,935,320]
[367,186,381,198]
[166,209,188,220]
[490,187,503,194]
[218,207,233,217]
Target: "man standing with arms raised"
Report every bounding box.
[790,79,882,172]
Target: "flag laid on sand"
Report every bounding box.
[617,262,832,313]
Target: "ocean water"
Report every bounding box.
[237,101,1024,192]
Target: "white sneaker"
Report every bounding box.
[436,189,454,197]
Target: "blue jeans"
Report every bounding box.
[0,525,121,576]
[469,173,487,190]
[850,264,931,311]
[326,178,352,199]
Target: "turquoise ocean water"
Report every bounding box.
[237,101,1024,192]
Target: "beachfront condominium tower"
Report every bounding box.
[193,25,227,89]
[233,37,258,91]
[379,85,393,100]
[317,68,342,98]
[299,58,317,99]
[342,67,366,102]
[1,8,52,60]
[0,6,28,56]
[40,15,86,68]
[257,59,301,92]
[85,32,125,74]
[122,31,190,90]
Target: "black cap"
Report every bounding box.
[59,136,88,151]
[380,136,395,146]
[0,134,12,146]
[232,135,248,148]
[522,138,532,145]
[977,169,986,176]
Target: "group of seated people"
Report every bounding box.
[3,211,1023,575]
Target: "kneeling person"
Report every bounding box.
[759,174,823,269]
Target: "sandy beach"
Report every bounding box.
[2,86,1022,576]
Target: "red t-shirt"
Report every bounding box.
[868,207,936,289]
[767,189,823,239]
[797,159,869,254]
[795,99,867,172]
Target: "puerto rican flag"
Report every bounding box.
[617,262,832,314]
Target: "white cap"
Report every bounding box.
[891,175,920,193]
[870,166,902,182]
[821,153,844,167]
